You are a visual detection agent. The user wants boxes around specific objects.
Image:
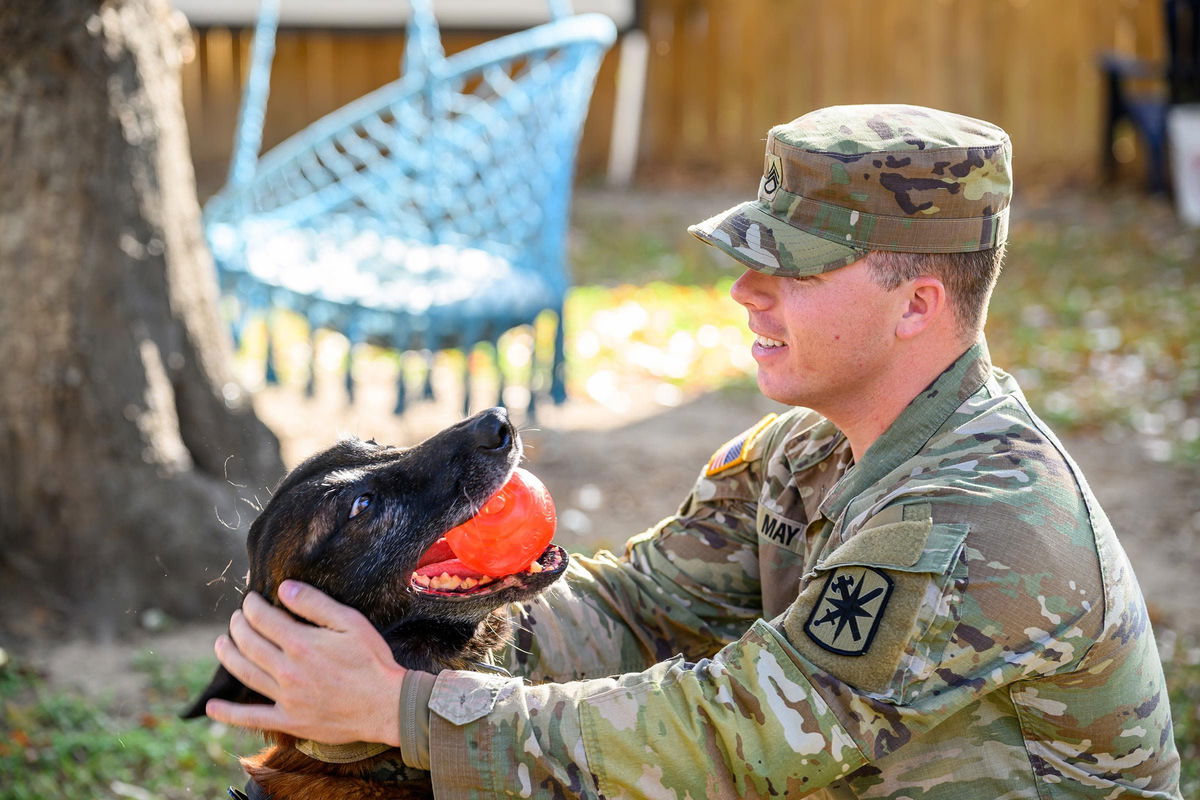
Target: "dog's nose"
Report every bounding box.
[469,407,512,451]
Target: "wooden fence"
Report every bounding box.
[181,0,1166,196]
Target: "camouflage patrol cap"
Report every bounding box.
[689,104,1012,277]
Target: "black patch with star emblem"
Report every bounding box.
[804,566,894,656]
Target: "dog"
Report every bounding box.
[183,407,568,799]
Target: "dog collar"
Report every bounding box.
[296,739,392,763]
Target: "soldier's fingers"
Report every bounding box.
[277,580,371,634]
[205,697,291,735]
[240,590,315,654]
[214,633,279,701]
[228,609,288,680]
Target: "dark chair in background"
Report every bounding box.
[1100,0,1200,192]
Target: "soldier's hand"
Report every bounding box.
[205,581,405,747]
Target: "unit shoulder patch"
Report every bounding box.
[804,566,893,656]
[705,413,779,477]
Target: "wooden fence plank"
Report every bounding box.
[182,0,1171,192]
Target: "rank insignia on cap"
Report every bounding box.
[761,153,783,200]
[804,566,893,656]
[705,413,777,477]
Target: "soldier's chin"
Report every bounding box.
[754,371,807,408]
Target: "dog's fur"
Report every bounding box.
[183,408,568,799]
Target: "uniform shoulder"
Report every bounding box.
[845,388,1101,564]
[702,406,841,480]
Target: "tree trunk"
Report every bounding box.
[0,0,284,640]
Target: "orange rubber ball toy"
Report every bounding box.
[444,468,556,576]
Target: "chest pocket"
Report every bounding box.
[780,503,968,698]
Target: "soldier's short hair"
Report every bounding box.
[865,246,1006,338]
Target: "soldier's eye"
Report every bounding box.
[350,494,373,519]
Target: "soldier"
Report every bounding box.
[209,104,1182,798]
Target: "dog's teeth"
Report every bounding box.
[528,561,543,573]
[417,572,492,592]
[426,572,466,591]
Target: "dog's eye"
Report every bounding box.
[349,494,373,519]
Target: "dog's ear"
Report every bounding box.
[180,664,267,719]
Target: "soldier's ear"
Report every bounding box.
[895,276,946,340]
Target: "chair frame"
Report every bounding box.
[205,0,616,415]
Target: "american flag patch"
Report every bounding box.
[705,413,778,477]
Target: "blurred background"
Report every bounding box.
[180,0,1182,194]
[2,0,1199,797]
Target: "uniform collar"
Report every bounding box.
[817,339,993,522]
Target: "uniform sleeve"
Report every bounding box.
[768,492,1119,771]
[427,619,869,799]
[423,497,1104,799]
[497,413,789,683]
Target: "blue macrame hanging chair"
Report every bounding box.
[205,0,616,415]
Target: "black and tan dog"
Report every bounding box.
[183,407,568,798]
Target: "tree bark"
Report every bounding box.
[0,0,284,640]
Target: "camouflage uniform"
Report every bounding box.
[424,341,1180,798]
[415,106,1180,798]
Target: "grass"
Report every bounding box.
[0,651,255,799]
[987,195,1200,462]
[1162,631,1200,798]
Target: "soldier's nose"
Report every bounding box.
[730,269,771,310]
